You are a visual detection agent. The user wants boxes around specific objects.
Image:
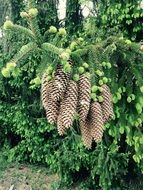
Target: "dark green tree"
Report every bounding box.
[0,0,12,27]
[10,0,24,23]
[37,0,59,34]
[65,0,83,34]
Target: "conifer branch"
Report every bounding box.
[71,48,88,58]
[25,0,43,44]
[27,0,36,9]
[28,17,43,44]
[11,42,37,63]
[12,25,35,39]
[41,43,62,55]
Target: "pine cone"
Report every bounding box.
[101,84,114,122]
[90,102,104,143]
[46,99,60,124]
[57,80,78,131]
[41,73,53,110]
[80,119,92,149]
[41,73,60,124]
[57,115,66,136]
[50,64,71,101]
[78,74,91,123]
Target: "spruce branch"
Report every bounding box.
[28,17,43,44]
[27,0,36,9]
[70,51,83,65]
[42,43,62,55]
[23,0,43,44]
[11,42,37,64]
[12,25,35,39]
[70,48,89,71]
[71,48,88,57]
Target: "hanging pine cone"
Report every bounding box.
[50,64,71,101]
[101,84,114,122]
[41,73,52,110]
[78,74,91,123]
[57,115,66,136]
[80,119,92,149]
[41,73,60,124]
[46,99,60,124]
[57,80,78,132]
[90,102,104,143]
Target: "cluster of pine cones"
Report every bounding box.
[41,63,113,149]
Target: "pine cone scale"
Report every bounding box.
[57,80,78,131]
[101,84,114,122]
[90,102,104,143]
[78,74,91,123]
[50,64,71,101]
[80,118,92,149]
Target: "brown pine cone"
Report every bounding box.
[80,119,92,149]
[57,115,66,136]
[41,73,60,124]
[46,99,60,124]
[90,102,104,143]
[78,74,91,123]
[101,84,114,122]
[50,64,71,101]
[41,73,53,110]
[57,80,78,131]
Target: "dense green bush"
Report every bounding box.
[1,1,143,190]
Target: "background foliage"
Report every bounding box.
[1,0,143,190]
[85,0,143,41]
